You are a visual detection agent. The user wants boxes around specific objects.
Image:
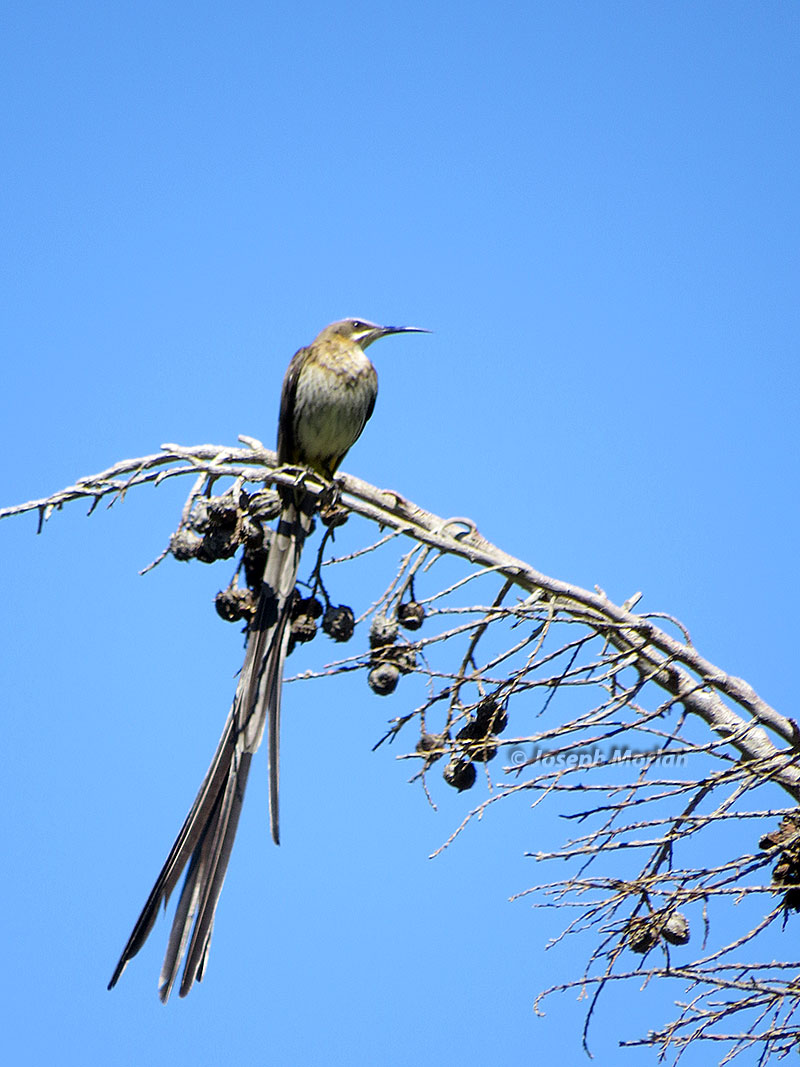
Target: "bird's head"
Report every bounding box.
[322,318,428,349]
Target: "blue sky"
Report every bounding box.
[2,3,799,1064]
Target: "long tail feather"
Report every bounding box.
[108,487,314,999]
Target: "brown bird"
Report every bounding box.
[108,318,425,1000]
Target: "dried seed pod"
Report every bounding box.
[247,490,282,523]
[169,529,201,561]
[322,604,355,642]
[215,587,255,623]
[760,813,800,852]
[474,696,508,736]
[369,613,398,648]
[626,918,659,954]
[240,515,266,550]
[291,613,318,644]
[415,733,445,763]
[291,595,323,621]
[206,497,238,526]
[319,501,349,528]
[392,646,417,675]
[456,718,483,742]
[196,527,239,563]
[662,911,690,946]
[187,499,210,533]
[443,758,477,792]
[774,859,791,883]
[398,600,425,631]
[773,856,800,886]
[456,699,508,743]
[465,736,499,763]
[243,544,269,592]
[368,663,399,695]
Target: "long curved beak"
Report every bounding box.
[376,325,431,338]
[359,324,430,349]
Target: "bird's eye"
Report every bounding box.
[351,320,365,331]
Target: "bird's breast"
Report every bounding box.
[292,345,378,473]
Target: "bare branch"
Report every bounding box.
[5,440,799,1063]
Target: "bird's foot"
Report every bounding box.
[319,479,343,509]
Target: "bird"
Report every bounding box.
[107,318,426,1001]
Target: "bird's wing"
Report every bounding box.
[276,346,307,465]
